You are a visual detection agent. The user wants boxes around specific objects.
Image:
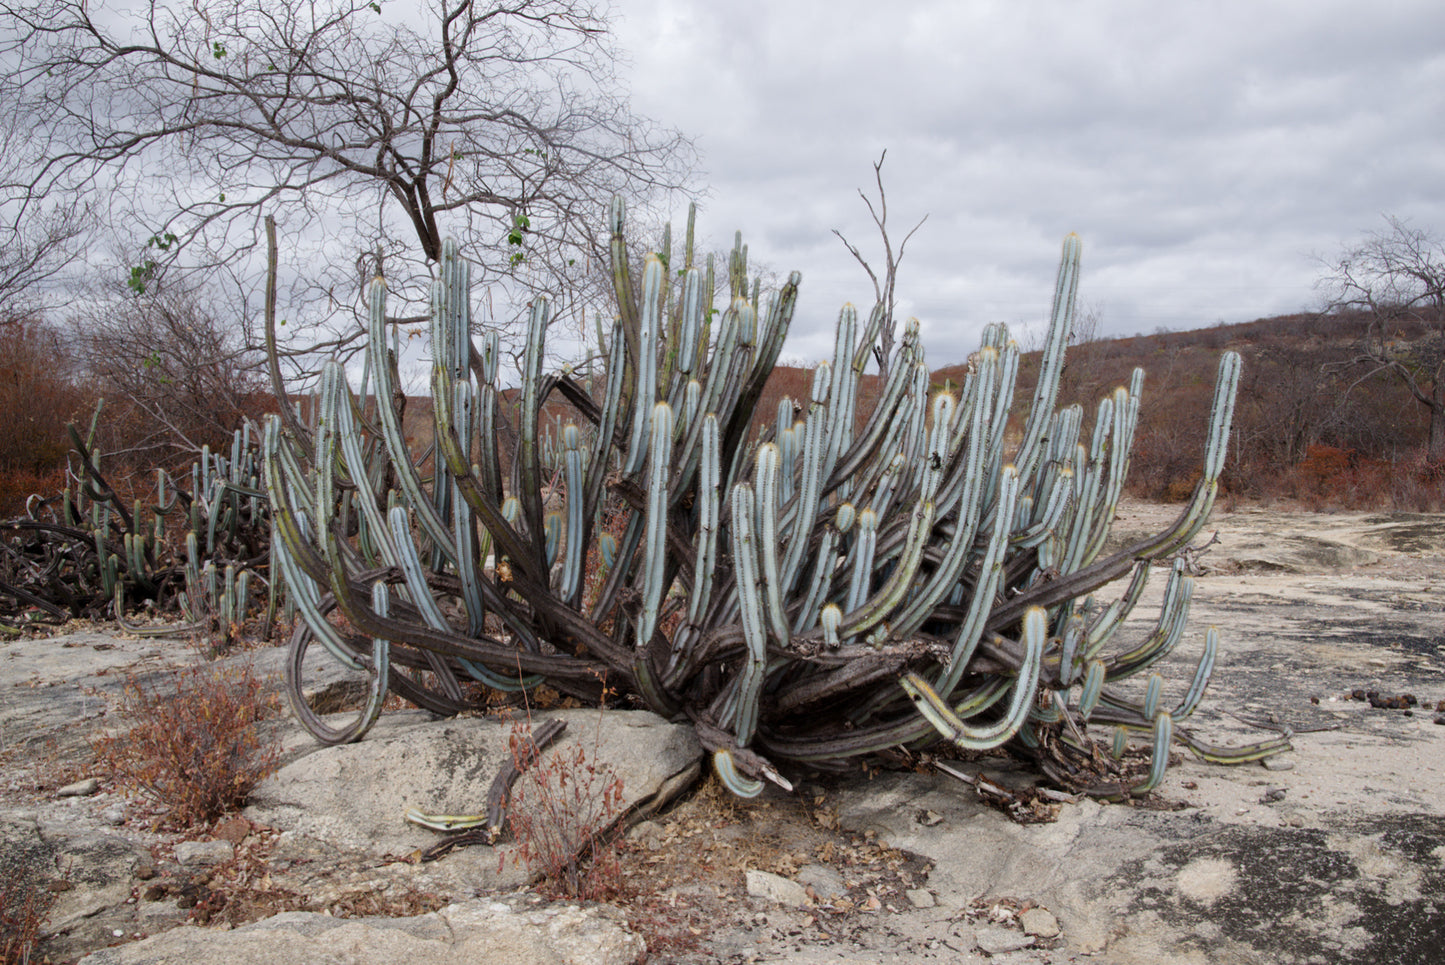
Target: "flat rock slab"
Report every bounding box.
[75,898,645,965]
[246,707,701,881]
[0,631,353,762]
[828,504,1445,964]
[7,503,1445,965]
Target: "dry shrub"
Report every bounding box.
[1286,444,1405,510]
[0,466,65,519]
[1390,452,1445,511]
[1,876,54,965]
[504,719,626,900]
[92,663,281,829]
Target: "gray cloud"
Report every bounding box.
[615,0,1445,364]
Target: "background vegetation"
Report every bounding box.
[6,303,1445,519]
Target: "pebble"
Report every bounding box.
[1261,758,1295,771]
[795,864,846,901]
[174,840,235,868]
[745,869,808,908]
[975,924,1035,955]
[1261,787,1288,804]
[905,889,935,909]
[56,777,100,798]
[102,805,125,826]
[1020,907,1061,938]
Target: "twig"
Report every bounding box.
[418,717,568,862]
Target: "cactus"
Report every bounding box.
[263,200,1287,798]
[1,412,273,638]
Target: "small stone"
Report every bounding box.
[174,840,235,868]
[1433,714,1445,726]
[1287,815,1305,828]
[975,924,1035,955]
[103,805,126,826]
[56,777,100,797]
[212,815,251,845]
[745,869,808,908]
[905,889,935,908]
[1261,787,1287,803]
[1020,907,1061,938]
[1261,758,1295,771]
[796,864,846,901]
[917,809,944,827]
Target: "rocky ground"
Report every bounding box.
[3,500,1444,964]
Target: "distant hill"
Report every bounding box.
[396,310,1441,514]
[758,310,1441,509]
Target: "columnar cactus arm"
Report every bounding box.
[752,443,791,648]
[1014,234,1081,483]
[636,403,674,651]
[558,424,587,605]
[609,196,642,367]
[283,580,390,746]
[322,362,397,567]
[729,483,767,746]
[364,279,456,568]
[431,359,538,583]
[985,350,1242,630]
[1103,558,1194,680]
[839,498,935,638]
[827,333,918,490]
[718,276,801,485]
[900,606,1046,751]
[623,257,665,476]
[928,465,1021,697]
[517,296,552,574]
[475,331,507,504]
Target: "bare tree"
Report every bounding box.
[1319,216,1445,462]
[1,0,696,358]
[0,109,89,312]
[831,150,926,382]
[68,282,269,462]
[0,204,87,313]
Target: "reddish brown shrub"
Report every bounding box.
[504,718,626,900]
[92,663,281,829]
[0,466,66,519]
[1,876,55,965]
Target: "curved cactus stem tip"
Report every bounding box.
[713,749,764,798]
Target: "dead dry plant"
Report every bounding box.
[1,876,55,965]
[503,715,627,900]
[91,662,281,829]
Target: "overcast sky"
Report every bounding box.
[611,0,1445,365]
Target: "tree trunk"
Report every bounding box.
[1428,399,1445,465]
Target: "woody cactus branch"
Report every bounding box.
[264,200,1284,799]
